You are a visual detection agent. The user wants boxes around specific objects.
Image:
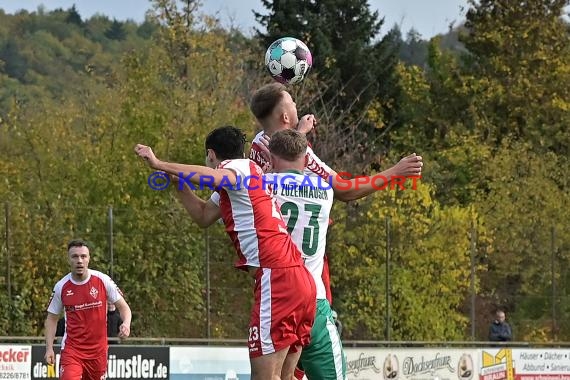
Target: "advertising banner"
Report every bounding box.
[479,348,570,380]
[0,345,32,380]
[169,347,250,380]
[30,345,169,379]
[8,343,570,380]
[344,348,479,380]
[512,348,570,380]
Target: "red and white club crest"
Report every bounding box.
[89,286,99,299]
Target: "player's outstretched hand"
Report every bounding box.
[258,134,273,172]
[296,114,317,135]
[118,323,130,339]
[394,153,423,177]
[44,348,55,365]
[134,144,160,169]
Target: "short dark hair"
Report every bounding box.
[205,126,246,160]
[250,83,287,121]
[67,239,89,251]
[269,129,307,162]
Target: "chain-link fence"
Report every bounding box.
[1,202,569,341]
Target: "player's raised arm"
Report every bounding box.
[171,176,222,228]
[134,144,238,187]
[329,153,423,202]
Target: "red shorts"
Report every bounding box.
[60,348,107,380]
[248,265,316,358]
[294,367,306,379]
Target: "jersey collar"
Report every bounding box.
[283,169,303,175]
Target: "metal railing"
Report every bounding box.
[2,336,570,347]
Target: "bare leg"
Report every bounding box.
[281,345,303,380]
[250,346,290,380]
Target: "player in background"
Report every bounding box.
[134,126,317,380]
[44,239,132,380]
[266,129,344,379]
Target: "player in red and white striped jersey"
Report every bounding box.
[44,239,132,380]
[134,126,317,380]
[249,82,423,198]
[250,130,331,180]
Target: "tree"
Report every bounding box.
[328,182,484,340]
[65,5,83,26]
[461,0,570,154]
[254,0,402,162]
[398,28,429,68]
[473,139,570,340]
[0,0,259,337]
[105,19,127,41]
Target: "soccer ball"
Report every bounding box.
[265,37,312,85]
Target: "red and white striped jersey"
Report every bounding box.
[209,159,304,270]
[250,130,333,180]
[46,270,123,358]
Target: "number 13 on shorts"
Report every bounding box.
[248,326,260,348]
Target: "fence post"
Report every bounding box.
[385,215,391,342]
[551,225,556,341]
[108,206,114,278]
[470,219,477,340]
[205,228,211,340]
[5,202,11,302]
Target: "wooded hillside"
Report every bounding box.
[1,0,569,342]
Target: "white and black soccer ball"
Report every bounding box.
[265,37,313,85]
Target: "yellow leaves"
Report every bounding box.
[323,56,336,69]
[364,100,385,128]
[329,173,478,339]
[397,62,430,100]
[551,96,570,111]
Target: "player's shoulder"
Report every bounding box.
[54,273,73,289]
[305,145,321,158]
[89,269,112,282]
[218,158,248,168]
[220,158,263,176]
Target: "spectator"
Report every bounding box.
[55,318,65,338]
[107,300,123,344]
[489,309,513,342]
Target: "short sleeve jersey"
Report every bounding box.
[250,131,333,180]
[46,270,123,358]
[209,159,304,270]
[265,171,334,300]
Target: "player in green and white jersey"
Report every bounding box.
[265,129,345,380]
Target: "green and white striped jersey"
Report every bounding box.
[266,170,334,300]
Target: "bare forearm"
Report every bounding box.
[116,303,132,327]
[330,153,423,201]
[44,317,58,348]
[156,162,211,180]
[155,162,231,186]
[332,168,396,202]
[175,189,217,227]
